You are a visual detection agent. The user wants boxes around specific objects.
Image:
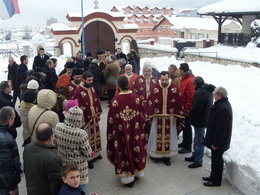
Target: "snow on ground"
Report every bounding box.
[0,55,260,194]
[185,44,260,64]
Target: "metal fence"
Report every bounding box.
[220,33,252,46]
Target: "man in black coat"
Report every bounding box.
[116,48,127,61]
[23,123,63,195]
[44,59,58,91]
[130,49,140,75]
[0,81,22,139]
[88,59,103,98]
[7,57,18,88]
[0,106,22,195]
[13,55,29,105]
[32,48,50,70]
[127,53,138,74]
[203,86,233,187]
[185,77,215,168]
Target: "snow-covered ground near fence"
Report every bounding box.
[185,44,260,64]
[0,55,260,194]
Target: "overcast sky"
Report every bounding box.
[1,0,220,27]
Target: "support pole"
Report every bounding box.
[81,0,86,60]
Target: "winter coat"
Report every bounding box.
[7,62,18,87]
[23,141,63,195]
[75,58,84,69]
[0,91,22,138]
[28,89,59,142]
[204,98,233,152]
[15,63,28,93]
[128,58,138,74]
[103,62,120,90]
[133,54,140,75]
[44,66,58,91]
[0,125,21,191]
[32,54,50,70]
[179,70,195,113]
[88,61,103,97]
[19,101,35,140]
[190,84,215,127]
[116,52,127,61]
[170,72,181,89]
[54,107,92,185]
[58,183,85,195]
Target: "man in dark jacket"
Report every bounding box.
[44,59,58,91]
[185,77,215,168]
[7,57,18,88]
[203,87,233,187]
[0,81,22,138]
[74,51,84,70]
[127,53,138,74]
[88,59,104,98]
[116,48,127,61]
[32,48,50,70]
[0,106,21,195]
[23,123,63,195]
[130,49,140,75]
[13,55,29,105]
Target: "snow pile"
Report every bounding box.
[185,45,260,63]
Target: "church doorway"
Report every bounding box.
[84,21,115,58]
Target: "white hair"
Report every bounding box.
[125,64,133,69]
[142,61,153,72]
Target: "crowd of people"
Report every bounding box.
[0,47,233,195]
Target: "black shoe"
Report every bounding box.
[203,181,221,187]
[202,176,211,182]
[126,181,135,187]
[88,161,94,169]
[162,158,171,166]
[185,156,195,162]
[178,143,184,148]
[188,162,202,168]
[179,148,191,154]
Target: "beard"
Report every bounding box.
[161,83,168,88]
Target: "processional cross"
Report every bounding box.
[94,0,99,9]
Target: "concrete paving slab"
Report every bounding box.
[16,101,241,195]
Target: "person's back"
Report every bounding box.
[55,107,92,194]
[23,123,63,195]
[28,89,59,142]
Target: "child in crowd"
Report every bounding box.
[58,164,85,195]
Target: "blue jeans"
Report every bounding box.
[192,127,205,164]
[80,184,88,195]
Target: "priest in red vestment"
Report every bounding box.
[107,76,147,187]
[73,71,102,169]
[115,64,139,95]
[133,64,159,107]
[146,71,185,166]
[55,61,74,92]
[66,68,83,99]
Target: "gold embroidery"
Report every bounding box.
[139,78,144,83]
[108,117,113,124]
[80,92,86,97]
[171,88,177,93]
[68,86,74,92]
[114,141,118,148]
[154,88,159,94]
[154,99,159,103]
[135,122,139,129]
[135,98,140,105]
[119,106,140,121]
[135,135,139,140]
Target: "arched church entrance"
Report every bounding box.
[84,21,115,58]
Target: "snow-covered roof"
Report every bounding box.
[68,9,125,18]
[167,16,240,31]
[198,0,260,15]
[118,24,139,30]
[51,23,77,31]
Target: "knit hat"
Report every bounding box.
[22,90,37,103]
[63,100,79,116]
[27,80,39,90]
[64,106,84,128]
[86,52,92,57]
